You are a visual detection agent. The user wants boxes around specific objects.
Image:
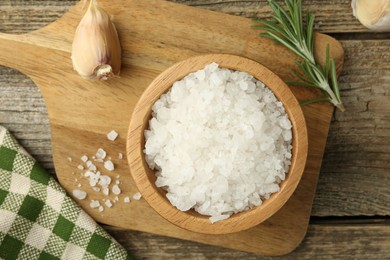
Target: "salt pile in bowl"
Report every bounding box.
[144,62,292,223]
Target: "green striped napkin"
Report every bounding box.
[0,126,133,260]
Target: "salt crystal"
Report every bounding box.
[77,183,82,188]
[115,180,120,185]
[107,130,118,141]
[118,153,123,160]
[124,196,130,203]
[77,165,84,170]
[112,184,121,195]
[88,164,97,172]
[132,192,142,200]
[98,175,111,187]
[72,189,87,200]
[84,171,94,177]
[105,200,113,208]
[81,155,88,162]
[89,180,97,187]
[114,196,119,202]
[95,148,106,160]
[104,160,114,171]
[98,206,104,212]
[209,214,230,224]
[67,157,72,162]
[103,187,109,196]
[90,200,100,208]
[93,187,100,192]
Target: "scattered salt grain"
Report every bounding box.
[98,175,111,187]
[95,148,107,160]
[114,196,119,202]
[112,184,121,195]
[89,179,97,187]
[124,196,130,203]
[77,165,84,170]
[90,200,100,208]
[81,155,88,163]
[105,200,113,208]
[93,187,101,192]
[72,189,87,200]
[98,206,104,212]
[118,153,123,159]
[88,164,97,172]
[132,192,142,201]
[104,160,114,171]
[103,187,109,196]
[144,63,293,223]
[67,157,72,162]
[115,180,120,185]
[77,183,82,188]
[84,171,93,177]
[107,130,118,141]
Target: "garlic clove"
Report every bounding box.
[71,0,121,80]
[352,0,390,31]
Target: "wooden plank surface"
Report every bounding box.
[0,0,343,255]
[2,39,389,217]
[0,0,389,258]
[0,0,370,34]
[105,221,390,259]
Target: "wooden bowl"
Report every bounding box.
[127,54,308,234]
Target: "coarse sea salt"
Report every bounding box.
[73,189,87,200]
[90,200,100,208]
[107,130,118,141]
[95,148,107,160]
[133,192,142,201]
[104,160,114,171]
[112,184,121,195]
[144,62,293,223]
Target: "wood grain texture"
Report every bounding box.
[104,221,390,259]
[128,54,308,234]
[0,0,370,34]
[0,0,343,255]
[0,0,389,257]
[312,39,390,216]
[2,39,389,217]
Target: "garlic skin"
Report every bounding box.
[352,0,390,31]
[71,0,121,80]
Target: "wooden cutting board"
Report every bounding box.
[0,0,343,255]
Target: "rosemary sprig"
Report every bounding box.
[252,0,345,112]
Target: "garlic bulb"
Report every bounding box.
[352,0,390,31]
[71,0,121,80]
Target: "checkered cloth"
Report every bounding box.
[0,126,133,260]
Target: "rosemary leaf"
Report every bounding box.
[253,0,344,111]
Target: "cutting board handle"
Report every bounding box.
[0,1,81,75]
[0,32,32,73]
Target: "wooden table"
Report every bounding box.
[0,0,389,258]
